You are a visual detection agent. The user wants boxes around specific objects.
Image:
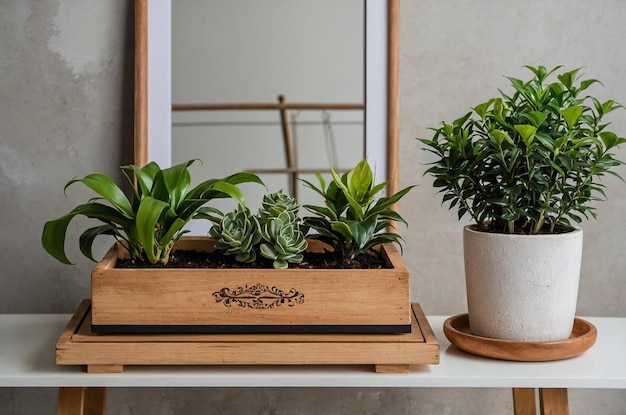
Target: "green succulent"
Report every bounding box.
[302,159,414,260]
[209,206,261,263]
[41,159,264,265]
[257,190,300,224]
[259,211,308,269]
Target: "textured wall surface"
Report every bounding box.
[1,1,625,414]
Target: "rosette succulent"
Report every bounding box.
[257,190,299,224]
[259,210,308,269]
[209,206,261,263]
[208,190,307,269]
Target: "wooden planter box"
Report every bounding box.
[91,237,411,334]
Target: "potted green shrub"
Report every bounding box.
[419,65,625,341]
[42,158,415,334]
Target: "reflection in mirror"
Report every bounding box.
[171,1,364,209]
[136,0,398,234]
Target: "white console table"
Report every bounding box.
[1,313,624,414]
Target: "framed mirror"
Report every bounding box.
[134,0,399,207]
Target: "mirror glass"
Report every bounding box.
[141,0,393,234]
[171,0,364,209]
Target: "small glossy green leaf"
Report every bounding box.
[561,106,583,129]
[490,129,508,146]
[514,124,537,147]
[525,111,547,127]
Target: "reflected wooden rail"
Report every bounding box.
[172,94,364,200]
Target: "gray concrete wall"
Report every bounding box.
[1,1,625,414]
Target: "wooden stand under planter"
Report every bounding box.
[91,237,412,334]
[56,300,439,373]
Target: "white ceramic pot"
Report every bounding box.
[463,225,583,342]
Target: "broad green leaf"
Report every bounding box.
[348,159,373,202]
[579,78,601,93]
[303,204,337,220]
[370,181,388,197]
[42,215,76,264]
[65,174,133,219]
[346,218,377,251]
[490,129,508,146]
[369,186,415,216]
[161,160,195,209]
[561,106,583,129]
[514,124,537,147]
[159,217,188,246]
[373,209,408,225]
[525,111,547,127]
[557,68,581,90]
[41,203,133,264]
[122,161,161,196]
[221,171,265,187]
[330,221,353,243]
[193,206,225,222]
[136,197,170,264]
[473,100,494,120]
[602,99,623,115]
[599,131,619,148]
[78,225,119,262]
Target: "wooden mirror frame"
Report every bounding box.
[133,0,399,195]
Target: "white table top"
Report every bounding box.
[1,314,624,389]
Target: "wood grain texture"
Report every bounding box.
[57,388,85,415]
[539,389,569,415]
[91,237,411,328]
[87,364,123,374]
[375,364,410,373]
[57,387,106,415]
[443,313,597,361]
[56,303,439,373]
[513,388,537,415]
[387,0,400,199]
[133,0,148,167]
[82,388,106,415]
[173,102,363,111]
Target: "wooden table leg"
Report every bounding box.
[58,387,106,415]
[539,388,569,415]
[513,388,537,415]
[84,388,106,415]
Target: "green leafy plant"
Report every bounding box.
[257,190,300,224]
[259,210,308,269]
[420,65,626,234]
[41,160,263,265]
[256,190,307,268]
[209,190,307,269]
[302,158,414,260]
[208,206,261,263]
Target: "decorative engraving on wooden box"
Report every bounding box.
[213,283,305,309]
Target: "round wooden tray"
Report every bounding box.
[443,314,597,362]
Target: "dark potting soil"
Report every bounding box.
[116,249,388,270]
[472,222,574,235]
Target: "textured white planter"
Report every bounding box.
[463,225,583,342]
